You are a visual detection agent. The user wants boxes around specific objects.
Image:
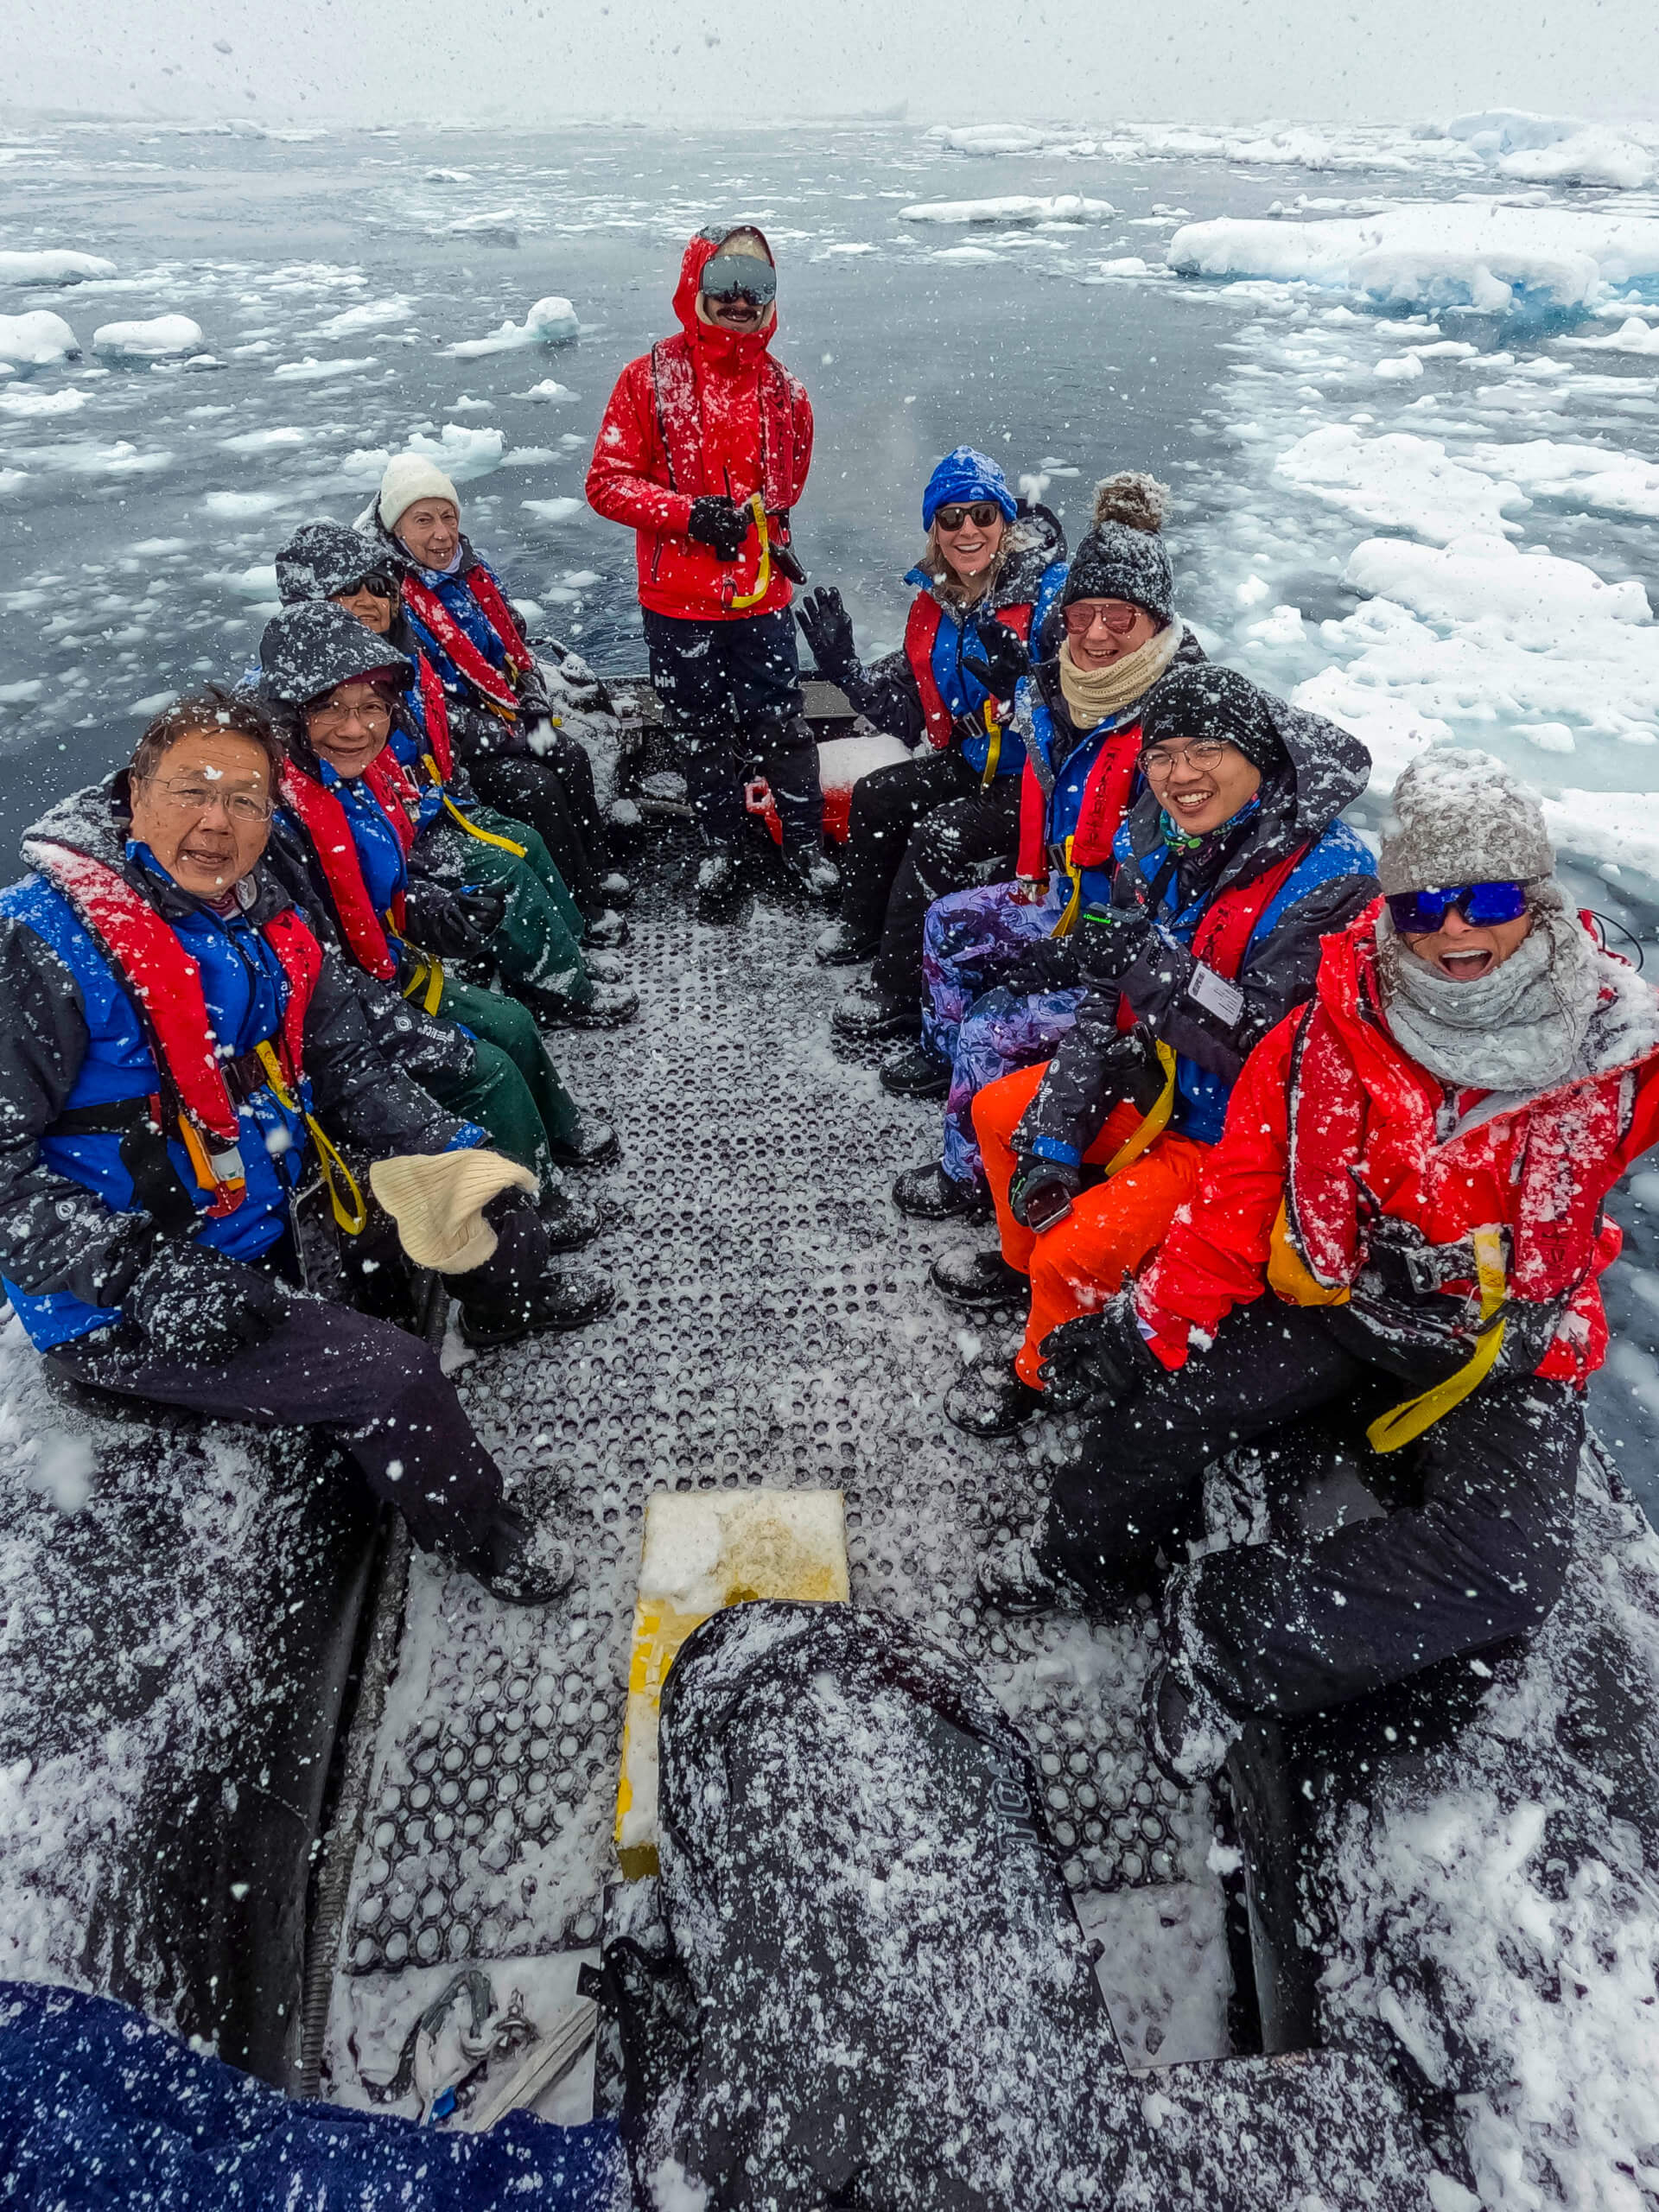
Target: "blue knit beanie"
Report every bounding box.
[921,447,1018,531]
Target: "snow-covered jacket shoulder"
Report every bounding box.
[1135,910,1659,1385]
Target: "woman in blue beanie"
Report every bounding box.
[796,447,1066,1037]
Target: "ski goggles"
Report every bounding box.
[933,501,1004,532]
[700,253,777,306]
[1385,880,1530,934]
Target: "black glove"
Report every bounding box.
[1039,1294,1156,1414]
[404,882,508,959]
[795,587,859,685]
[962,616,1032,701]
[127,1237,289,1367]
[1078,900,1154,984]
[1002,935,1084,997]
[1009,1153,1084,1230]
[686,495,752,563]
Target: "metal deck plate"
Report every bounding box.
[332,828,1210,2033]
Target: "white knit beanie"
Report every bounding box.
[378,452,461,531]
[1380,746,1554,896]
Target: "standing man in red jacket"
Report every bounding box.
[587,225,831,921]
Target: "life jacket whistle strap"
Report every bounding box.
[436,783,526,856]
[1365,1225,1509,1452]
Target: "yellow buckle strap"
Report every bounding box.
[1101,1043,1177,1179]
[1049,835,1084,939]
[252,1040,368,1236]
[400,957,446,1017]
[1366,1224,1509,1454]
[438,785,526,857]
[978,705,1002,792]
[727,493,772,612]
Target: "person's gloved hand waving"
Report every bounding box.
[686,495,753,563]
[127,1237,290,1367]
[1008,1153,1083,1230]
[404,882,508,959]
[962,616,1032,702]
[1039,1292,1157,1414]
[795,587,860,686]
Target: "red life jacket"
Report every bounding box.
[26,838,320,1205]
[900,596,1035,753]
[650,333,805,517]
[401,563,529,717]
[1015,721,1142,880]
[362,749,422,856]
[414,649,454,780]
[278,764,400,983]
[1107,837,1309,1036]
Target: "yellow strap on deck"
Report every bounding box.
[1365,1224,1509,1454]
[253,1039,368,1236]
[435,780,527,857]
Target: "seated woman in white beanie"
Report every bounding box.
[363,454,631,932]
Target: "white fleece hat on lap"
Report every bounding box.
[378,453,461,531]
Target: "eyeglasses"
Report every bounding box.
[1140,738,1230,777]
[309,696,392,733]
[1064,600,1142,637]
[1386,882,1530,935]
[934,502,1002,533]
[147,778,273,823]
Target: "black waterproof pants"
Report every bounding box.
[467,746,609,918]
[1041,1300,1584,1721]
[53,1297,505,1558]
[643,607,822,852]
[867,767,1024,1007]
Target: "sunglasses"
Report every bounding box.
[700,255,777,306]
[345,573,398,601]
[1064,600,1142,636]
[1385,881,1530,935]
[934,502,1003,532]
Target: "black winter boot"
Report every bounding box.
[832,977,921,1043]
[945,1361,1046,1438]
[548,1114,620,1171]
[879,1041,950,1099]
[539,1178,604,1254]
[455,1503,574,1607]
[457,1265,615,1349]
[525,981,639,1031]
[696,850,745,922]
[814,918,880,967]
[892,1161,988,1221]
[931,1244,1027,1309]
[584,909,631,950]
[784,846,841,903]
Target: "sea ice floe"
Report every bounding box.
[0,311,79,367]
[901,194,1116,226]
[91,316,205,359]
[0,250,116,286]
[443,296,578,358]
[1274,426,1527,544]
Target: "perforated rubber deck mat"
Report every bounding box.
[334,823,1209,2000]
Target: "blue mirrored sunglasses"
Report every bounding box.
[1386,880,1529,934]
[700,253,776,306]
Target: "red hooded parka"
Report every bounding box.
[585,228,814,624]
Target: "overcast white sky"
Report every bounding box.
[3,0,1656,128]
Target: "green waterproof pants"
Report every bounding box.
[429,806,593,1002]
[420,974,582,1185]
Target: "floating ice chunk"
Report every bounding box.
[14,439,169,477]
[218,424,308,454]
[206,563,281,601]
[1374,353,1425,380]
[407,422,503,479]
[202,490,294,518]
[1561,315,1659,356]
[0,385,86,418]
[443,209,520,244]
[1090,256,1155,279]
[444,296,578,358]
[92,315,205,359]
[1343,534,1651,635]
[932,245,1002,264]
[0,469,28,495]
[424,167,474,183]
[0,311,79,367]
[1465,438,1659,522]
[313,296,415,337]
[1498,130,1656,192]
[522,497,583,524]
[1168,203,1659,314]
[516,378,578,403]
[1519,721,1576,753]
[901,194,1116,226]
[821,241,878,257]
[1274,426,1526,544]
[271,354,378,381]
[0,250,115,285]
[933,124,1053,156]
[1444,109,1580,156]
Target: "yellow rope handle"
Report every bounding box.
[727,493,772,612]
[1366,1224,1509,1453]
[1049,835,1084,938]
[1100,1042,1177,1179]
[436,783,526,857]
[253,1040,368,1236]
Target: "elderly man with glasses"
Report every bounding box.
[0,689,596,1605]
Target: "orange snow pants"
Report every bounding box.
[971,1059,1211,1389]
